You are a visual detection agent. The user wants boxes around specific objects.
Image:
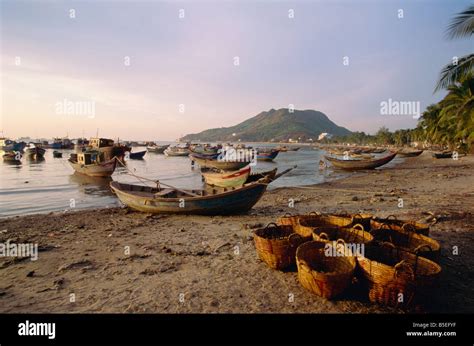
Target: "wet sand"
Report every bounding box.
[1,152,473,313]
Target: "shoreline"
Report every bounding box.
[1,153,473,313]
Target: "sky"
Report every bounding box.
[1,0,472,140]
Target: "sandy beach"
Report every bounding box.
[1,152,473,313]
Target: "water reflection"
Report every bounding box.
[69,173,114,197]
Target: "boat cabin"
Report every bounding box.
[89,138,114,148]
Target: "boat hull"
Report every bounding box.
[257,150,279,161]
[25,147,46,158]
[202,167,251,188]
[147,145,169,153]
[110,181,268,215]
[190,155,250,170]
[325,152,397,170]
[69,159,116,177]
[129,150,147,159]
[397,150,423,157]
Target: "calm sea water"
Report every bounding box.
[0,144,403,217]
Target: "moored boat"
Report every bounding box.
[68,151,117,177]
[146,143,170,153]
[190,154,250,170]
[2,150,22,162]
[164,146,190,157]
[53,151,63,158]
[129,150,147,160]
[110,179,269,215]
[256,149,280,161]
[324,151,397,170]
[25,143,46,159]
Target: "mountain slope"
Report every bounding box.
[181,108,351,142]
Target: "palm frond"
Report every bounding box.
[446,5,474,39]
[434,54,474,92]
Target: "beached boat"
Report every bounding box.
[110,179,270,215]
[432,151,452,159]
[397,149,424,157]
[68,151,117,177]
[257,149,280,161]
[190,154,250,170]
[371,148,386,154]
[53,151,63,158]
[245,168,278,184]
[164,146,190,157]
[147,143,169,153]
[324,151,397,170]
[288,147,300,151]
[25,143,46,159]
[129,150,146,160]
[202,166,251,188]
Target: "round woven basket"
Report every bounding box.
[254,223,304,270]
[369,222,440,261]
[371,215,430,236]
[296,240,356,299]
[277,212,320,241]
[356,242,442,307]
[312,224,374,248]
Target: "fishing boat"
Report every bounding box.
[25,143,46,159]
[110,179,269,215]
[202,166,251,188]
[68,151,117,177]
[74,138,89,152]
[256,149,280,161]
[53,151,63,158]
[288,147,301,151]
[325,151,397,170]
[433,151,452,159]
[2,151,22,162]
[164,146,190,157]
[0,138,26,152]
[245,168,278,184]
[276,146,289,152]
[190,154,250,170]
[46,138,63,149]
[129,150,147,160]
[146,143,170,153]
[397,149,424,157]
[371,148,386,154]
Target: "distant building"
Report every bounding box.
[318,133,333,141]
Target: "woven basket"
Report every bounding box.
[277,212,320,241]
[254,223,304,270]
[369,222,440,261]
[312,224,374,249]
[371,215,430,236]
[296,240,356,299]
[356,242,442,307]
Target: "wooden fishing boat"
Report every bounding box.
[432,151,452,159]
[202,166,251,188]
[2,151,22,162]
[68,151,116,177]
[257,149,279,161]
[25,144,46,159]
[324,151,397,170]
[371,148,386,154]
[147,144,169,153]
[288,147,300,151]
[129,150,146,160]
[397,149,424,157]
[53,150,63,158]
[190,154,250,170]
[110,179,269,215]
[164,146,189,157]
[245,168,278,184]
[276,146,289,152]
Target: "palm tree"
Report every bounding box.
[435,5,474,91]
[438,74,474,149]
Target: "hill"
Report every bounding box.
[180,108,351,142]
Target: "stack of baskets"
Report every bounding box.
[253,212,442,308]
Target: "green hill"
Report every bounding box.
[180,108,351,142]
